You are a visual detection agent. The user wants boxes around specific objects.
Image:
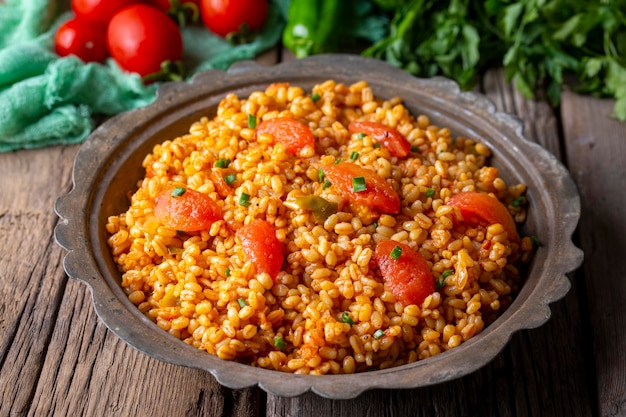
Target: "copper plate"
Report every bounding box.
[54,54,583,399]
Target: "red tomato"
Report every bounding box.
[255,117,315,155]
[154,186,222,232]
[107,4,183,77]
[200,0,268,37]
[375,240,434,306]
[71,0,142,25]
[348,121,411,158]
[322,162,400,214]
[236,219,284,281]
[54,17,108,63]
[448,191,519,241]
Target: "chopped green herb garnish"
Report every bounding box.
[356,132,366,140]
[512,196,526,207]
[167,246,183,254]
[224,173,237,185]
[171,187,186,197]
[425,188,435,198]
[311,92,321,102]
[247,114,257,129]
[237,298,247,308]
[350,151,359,161]
[342,311,354,326]
[318,169,325,183]
[390,245,402,260]
[410,145,419,152]
[373,142,381,149]
[239,192,251,207]
[372,221,378,229]
[531,236,543,247]
[373,329,385,339]
[334,157,342,164]
[436,270,453,291]
[215,158,231,168]
[274,335,287,350]
[352,176,366,192]
[225,267,231,277]
[322,179,331,190]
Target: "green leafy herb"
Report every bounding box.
[352,176,367,192]
[372,221,378,229]
[318,169,325,183]
[274,335,287,350]
[322,179,332,190]
[373,142,381,148]
[225,267,231,277]
[373,329,385,339]
[362,0,626,121]
[248,114,257,129]
[390,245,402,260]
[311,92,321,102]
[224,173,237,185]
[342,311,354,326]
[436,269,453,290]
[410,145,419,152]
[171,187,186,197]
[334,157,342,164]
[239,192,251,207]
[350,151,359,161]
[356,132,366,140]
[512,196,526,207]
[215,158,231,168]
[426,188,435,198]
[237,298,247,308]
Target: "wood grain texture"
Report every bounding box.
[561,91,626,417]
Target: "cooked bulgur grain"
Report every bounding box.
[106,80,534,374]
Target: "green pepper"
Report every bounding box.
[282,0,349,58]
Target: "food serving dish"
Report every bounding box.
[54,54,583,398]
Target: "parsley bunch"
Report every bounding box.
[363,0,626,120]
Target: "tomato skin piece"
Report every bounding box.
[322,162,400,214]
[54,17,108,63]
[448,191,519,241]
[255,117,315,155]
[348,121,411,158]
[154,186,222,232]
[375,240,434,306]
[236,219,284,281]
[200,0,268,37]
[107,4,183,77]
[72,0,142,25]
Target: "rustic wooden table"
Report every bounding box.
[1,50,625,417]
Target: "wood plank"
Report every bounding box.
[0,145,77,417]
[561,91,626,417]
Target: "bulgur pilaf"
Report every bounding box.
[106,80,535,374]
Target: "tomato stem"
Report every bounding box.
[142,60,185,83]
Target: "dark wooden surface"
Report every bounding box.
[1,51,625,417]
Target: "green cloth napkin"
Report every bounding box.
[0,0,288,152]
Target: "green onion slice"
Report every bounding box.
[342,311,354,326]
[322,180,331,190]
[171,187,186,197]
[274,335,287,350]
[215,158,231,168]
[373,329,385,339]
[512,196,526,207]
[311,92,321,102]
[390,245,402,260]
[425,188,435,198]
[239,192,251,207]
[350,151,359,161]
[247,114,257,129]
[237,298,247,308]
[352,176,366,192]
[225,267,231,277]
[224,173,236,185]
